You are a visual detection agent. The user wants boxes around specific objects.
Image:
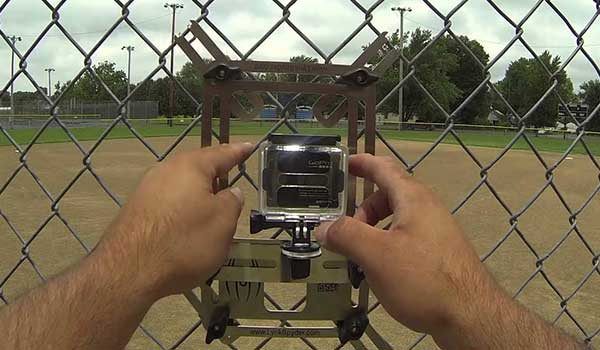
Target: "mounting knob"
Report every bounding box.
[250,210,282,234]
[205,306,230,344]
[348,260,365,289]
[336,310,369,345]
[204,63,242,81]
[337,68,379,87]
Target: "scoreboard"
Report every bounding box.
[559,104,589,123]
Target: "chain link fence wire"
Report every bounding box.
[1,101,159,130]
[1,0,600,349]
[0,100,159,119]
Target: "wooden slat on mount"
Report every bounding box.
[347,96,358,216]
[352,31,388,67]
[219,94,232,190]
[201,89,214,148]
[373,48,401,75]
[363,86,377,197]
[233,60,351,76]
[175,35,208,74]
[189,20,228,62]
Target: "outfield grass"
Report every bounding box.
[1,120,599,156]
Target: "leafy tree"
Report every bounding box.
[133,77,169,115]
[495,51,574,127]
[405,29,461,122]
[5,91,47,113]
[369,29,464,122]
[131,62,204,117]
[174,62,204,117]
[261,55,318,85]
[17,61,206,117]
[290,55,319,108]
[368,30,403,116]
[13,91,41,103]
[261,55,319,110]
[284,55,319,83]
[441,36,490,124]
[57,61,129,102]
[579,79,600,131]
[0,92,8,106]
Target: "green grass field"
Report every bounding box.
[1,120,599,156]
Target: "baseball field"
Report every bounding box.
[1,127,599,349]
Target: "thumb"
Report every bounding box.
[315,216,385,266]
[214,187,244,237]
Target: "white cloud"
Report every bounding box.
[1,0,599,96]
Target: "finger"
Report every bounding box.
[188,143,254,179]
[349,154,408,194]
[350,154,417,224]
[214,187,244,238]
[354,190,392,226]
[315,216,386,267]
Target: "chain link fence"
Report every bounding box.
[1,0,600,349]
[0,101,159,129]
[1,100,159,119]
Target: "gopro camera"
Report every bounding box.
[250,134,348,279]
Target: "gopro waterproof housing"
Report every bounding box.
[250,134,348,279]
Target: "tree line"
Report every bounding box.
[371,29,597,129]
[2,28,599,130]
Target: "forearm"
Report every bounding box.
[434,276,588,350]
[0,144,250,349]
[0,242,156,350]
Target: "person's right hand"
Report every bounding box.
[315,154,503,347]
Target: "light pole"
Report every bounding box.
[391,6,412,128]
[164,3,184,127]
[44,68,56,98]
[8,35,22,117]
[122,45,135,118]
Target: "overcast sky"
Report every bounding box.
[1,0,599,95]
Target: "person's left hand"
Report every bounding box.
[92,143,254,299]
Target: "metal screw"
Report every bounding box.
[356,72,367,84]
